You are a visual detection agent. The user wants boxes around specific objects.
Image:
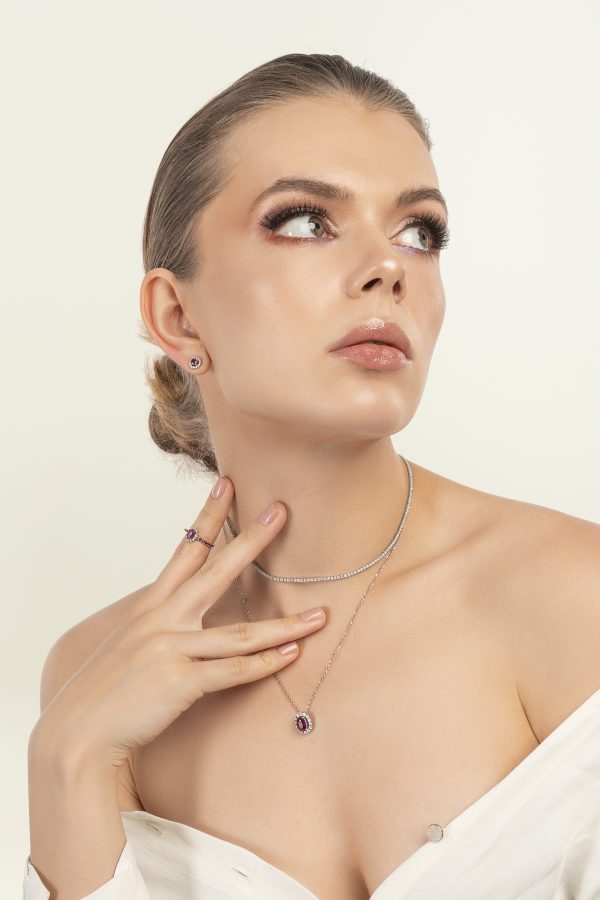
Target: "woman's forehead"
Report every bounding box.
[221,101,438,213]
[230,96,427,162]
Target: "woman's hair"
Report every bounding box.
[138,52,433,477]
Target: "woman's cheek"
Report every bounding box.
[419,286,446,343]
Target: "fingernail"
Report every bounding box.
[211,477,226,499]
[300,607,324,621]
[259,502,279,525]
[277,641,298,655]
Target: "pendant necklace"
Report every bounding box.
[223,455,414,735]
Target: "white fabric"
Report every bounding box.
[23,685,600,899]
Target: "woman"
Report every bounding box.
[24,53,600,899]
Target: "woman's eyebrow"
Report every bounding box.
[249,176,448,218]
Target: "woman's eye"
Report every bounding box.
[273,212,327,239]
[396,224,433,253]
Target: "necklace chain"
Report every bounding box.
[224,455,413,583]
[236,543,396,717]
[227,456,414,729]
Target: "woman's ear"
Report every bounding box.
[139,267,209,366]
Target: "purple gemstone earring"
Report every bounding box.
[188,356,202,370]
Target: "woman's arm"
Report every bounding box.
[24,589,153,899]
[26,726,140,900]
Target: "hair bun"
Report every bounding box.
[143,352,218,475]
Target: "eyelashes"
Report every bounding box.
[258,197,451,255]
[400,211,451,254]
[260,199,330,232]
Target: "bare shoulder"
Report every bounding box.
[39,582,153,715]
[430,465,600,743]
[498,499,600,742]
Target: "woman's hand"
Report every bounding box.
[33,478,327,770]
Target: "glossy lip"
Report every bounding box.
[330,343,410,371]
[327,317,412,359]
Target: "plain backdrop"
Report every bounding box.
[2,0,599,893]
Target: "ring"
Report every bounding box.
[183,527,215,549]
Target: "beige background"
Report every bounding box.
[3,0,599,893]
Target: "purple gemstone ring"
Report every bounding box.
[183,527,215,549]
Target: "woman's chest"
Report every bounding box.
[130,571,539,899]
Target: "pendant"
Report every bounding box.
[294,712,313,734]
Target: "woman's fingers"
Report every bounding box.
[174,609,328,697]
[146,476,235,604]
[172,606,326,660]
[168,499,288,626]
[190,641,301,696]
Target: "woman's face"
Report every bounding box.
[181,96,447,442]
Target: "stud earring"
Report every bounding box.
[188,356,202,370]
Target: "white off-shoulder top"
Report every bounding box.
[22,685,600,899]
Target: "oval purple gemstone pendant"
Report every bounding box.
[294,712,313,734]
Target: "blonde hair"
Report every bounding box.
[138,52,433,476]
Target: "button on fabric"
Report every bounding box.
[425,823,444,842]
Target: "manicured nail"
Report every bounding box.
[300,607,324,621]
[211,477,226,499]
[259,502,279,525]
[277,641,298,655]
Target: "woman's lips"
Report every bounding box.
[329,341,411,371]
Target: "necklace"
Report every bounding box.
[224,455,413,584]
[225,455,414,734]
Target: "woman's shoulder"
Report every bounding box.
[416,459,599,553]
[420,462,600,742]
[453,471,600,742]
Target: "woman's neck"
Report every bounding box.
[210,438,432,620]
